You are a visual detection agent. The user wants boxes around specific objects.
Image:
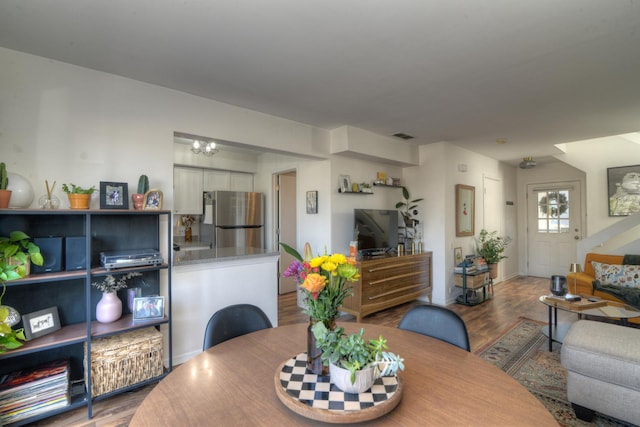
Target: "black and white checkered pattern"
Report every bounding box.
[278,353,399,411]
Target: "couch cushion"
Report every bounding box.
[591,261,640,289]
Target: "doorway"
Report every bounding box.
[526,181,582,278]
[483,176,504,280]
[274,170,297,294]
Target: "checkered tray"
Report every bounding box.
[274,353,403,423]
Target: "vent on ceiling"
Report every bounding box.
[519,157,537,169]
[392,132,415,140]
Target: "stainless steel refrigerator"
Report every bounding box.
[201,191,265,248]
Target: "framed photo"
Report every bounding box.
[22,306,61,341]
[133,296,165,320]
[100,181,129,210]
[306,190,318,214]
[454,247,463,265]
[339,175,352,193]
[607,164,640,216]
[143,189,163,210]
[455,184,475,237]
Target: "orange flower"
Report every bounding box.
[301,273,326,295]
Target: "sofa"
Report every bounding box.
[561,320,640,425]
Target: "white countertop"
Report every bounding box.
[173,246,278,266]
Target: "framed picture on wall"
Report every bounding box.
[456,184,475,237]
[607,164,640,216]
[306,190,318,214]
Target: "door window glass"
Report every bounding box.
[537,190,570,233]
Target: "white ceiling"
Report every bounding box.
[1,0,640,164]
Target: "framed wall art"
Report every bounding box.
[143,189,163,210]
[306,190,318,214]
[22,306,61,340]
[455,184,475,237]
[100,181,129,210]
[607,164,640,216]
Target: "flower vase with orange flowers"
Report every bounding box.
[280,242,359,375]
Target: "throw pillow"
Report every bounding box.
[591,261,640,289]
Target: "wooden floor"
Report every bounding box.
[36,275,568,427]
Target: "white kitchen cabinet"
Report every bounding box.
[230,172,254,191]
[203,170,230,191]
[174,166,203,214]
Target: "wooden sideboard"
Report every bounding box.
[341,252,432,321]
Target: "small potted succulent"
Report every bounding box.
[312,322,404,393]
[62,183,96,209]
[132,175,149,210]
[0,162,11,209]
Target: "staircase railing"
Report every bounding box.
[577,213,640,261]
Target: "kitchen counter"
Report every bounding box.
[173,246,278,266]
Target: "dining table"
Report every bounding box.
[129,322,557,426]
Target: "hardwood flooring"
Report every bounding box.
[36,275,566,427]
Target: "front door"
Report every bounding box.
[527,181,582,277]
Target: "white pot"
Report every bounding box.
[329,363,377,394]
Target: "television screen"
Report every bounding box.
[354,209,400,255]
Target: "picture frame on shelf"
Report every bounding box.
[143,189,163,210]
[455,184,475,237]
[306,190,318,214]
[22,306,61,341]
[454,247,463,265]
[100,181,129,210]
[607,164,640,216]
[339,175,352,193]
[133,296,165,320]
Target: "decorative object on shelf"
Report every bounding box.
[0,162,11,209]
[360,183,373,193]
[396,186,423,241]
[281,242,359,375]
[565,263,582,300]
[127,287,142,311]
[312,323,404,393]
[62,183,96,209]
[0,230,44,280]
[0,282,26,353]
[181,215,195,242]
[133,296,165,320]
[143,189,163,210]
[7,172,34,208]
[38,180,60,209]
[191,139,218,156]
[454,247,463,265]
[92,272,142,323]
[607,164,640,216]
[476,229,511,279]
[306,190,318,214]
[338,175,352,193]
[550,275,567,296]
[21,306,61,340]
[132,174,149,210]
[99,181,129,210]
[455,184,474,237]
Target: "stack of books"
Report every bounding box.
[0,359,70,425]
[454,265,476,274]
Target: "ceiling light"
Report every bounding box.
[519,157,537,169]
[191,140,218,157]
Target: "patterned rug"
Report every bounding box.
[475,318,635,427]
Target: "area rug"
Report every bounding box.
[475,318,635,427]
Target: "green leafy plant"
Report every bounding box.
[312,322,404,384]
[395,186,423,227]
[92,272,142,293]
[62,183,96,194]
[476,229,511,264]
[137,175,149,194]
[0,162,8,190]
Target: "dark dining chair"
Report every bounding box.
[398,304,470,351]
[203,304,273,351]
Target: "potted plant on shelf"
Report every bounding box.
[132,175,149,210]
[0,231,44,353]
[92,272,142,323]
[312,322,405,393]
[0,162,11,209]
[62,183,96,209]
[476,229,511,279]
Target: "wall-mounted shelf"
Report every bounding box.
[338,189,373,195]
[373,183,402,188]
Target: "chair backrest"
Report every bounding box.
[203,304,273,351]
[398,304,470,351]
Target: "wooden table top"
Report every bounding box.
[130,323,557,426]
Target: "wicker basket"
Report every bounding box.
[85,327,164,397]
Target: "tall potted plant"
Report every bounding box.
[395,186,423,242]
[0,163,11,209]
[476,229,511,279]
[62,183,96,209]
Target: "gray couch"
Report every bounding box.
[560,320,640,425]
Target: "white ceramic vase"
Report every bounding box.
[96,292,122,323]
[329,363,377,394]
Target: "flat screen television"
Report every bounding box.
[354,208,400,256]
